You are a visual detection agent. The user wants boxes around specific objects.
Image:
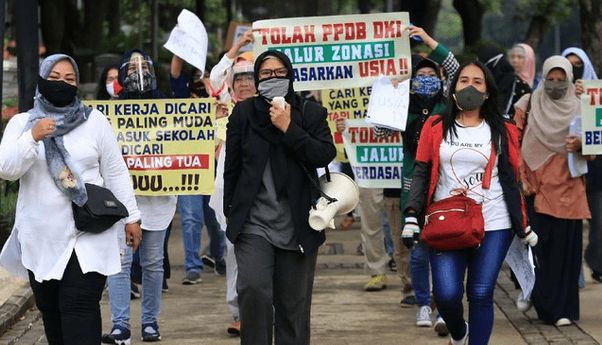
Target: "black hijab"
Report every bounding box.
[249,50,300,197]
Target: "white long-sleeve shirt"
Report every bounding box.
[209,54,235,103]
[0,110,140,282]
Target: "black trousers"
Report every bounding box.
[28,252,106,345]
[235,233,318,345]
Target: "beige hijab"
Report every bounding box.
[518,55,579,171]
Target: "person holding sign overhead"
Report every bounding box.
[0,54,141,345]
[102,49,175,344]
[224,50,335,345]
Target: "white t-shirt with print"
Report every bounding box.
[434,120,511,231]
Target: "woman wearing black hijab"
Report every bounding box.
[224,50,335,344]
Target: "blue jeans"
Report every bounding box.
[430,229,513,345]
[108,229,167,327]
[178,195,225,273]
[108,228,133,329]
[410,242,431,306]
[382,216,394,257]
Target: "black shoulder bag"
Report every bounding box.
[72,183,129,233]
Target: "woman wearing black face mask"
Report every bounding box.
[515,56,594,327]
[223,50,335,345]
[561,47,602,284]
[403,61,537,345]
[0,54,141,345]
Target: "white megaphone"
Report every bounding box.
[308,172,360,231]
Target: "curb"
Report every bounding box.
[0,283,34,336]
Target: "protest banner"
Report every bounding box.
[225,21,252,52]
[321,87,371,162]
[342,119,403,188]
[253,12,411,91]
[164,9,208,73]
[365,76,410,131]
[86,99,215,196]
[581,80,602,154]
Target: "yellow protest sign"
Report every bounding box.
[86,99,215,196]
[321,87,371,162]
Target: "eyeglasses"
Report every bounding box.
[258,67,288,79]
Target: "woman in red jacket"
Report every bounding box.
[402,61,537,345]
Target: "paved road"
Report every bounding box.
[1,225,601,345]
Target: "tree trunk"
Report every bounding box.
[40,0,65,55]
[82,0,110,52]
[15,0,38,112]
[399,0,442,37]
[524,14,548,50]
[452,0,483,52]
[358,0,371,14]
[0,0,5,108]
[196,0,205,22]
[108,0,120,37]
[579,0,602,74]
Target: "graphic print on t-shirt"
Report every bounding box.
[435,121,511,231]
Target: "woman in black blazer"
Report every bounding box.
[224,50,336,345]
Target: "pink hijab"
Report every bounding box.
[513,43,536,87]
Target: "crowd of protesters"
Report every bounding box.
[0,10,600,345]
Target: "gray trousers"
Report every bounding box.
[235,233,318,345]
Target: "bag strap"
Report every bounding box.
[300,99,337,206]
[481,144,497,190]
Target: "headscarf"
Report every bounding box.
[511,43,536,87]
[118,49,164,100]
[249,50,298,197]
[227,59,254,102]
[519,56,578,171]
[23,54,92,206]
[561,47,599,81]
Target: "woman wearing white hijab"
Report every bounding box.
[515,55,593,327]
[561,47,602,283]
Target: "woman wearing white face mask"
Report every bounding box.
[96,65,121,100]
[515,55,594,327]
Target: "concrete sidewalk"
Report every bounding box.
[0,223,601,344]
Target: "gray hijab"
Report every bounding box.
[23,54,92,206]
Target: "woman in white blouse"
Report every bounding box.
[0,54,141,345]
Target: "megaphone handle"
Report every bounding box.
[301,164,337,203]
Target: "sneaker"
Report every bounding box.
[215,259,227,276]
[364,274,387,291]
[356,242,364,256]
[102,325,131,345]
[162,280,169,293]
[130,283,141,299]
[448,322,468,345]
[202,255,216,269]
[434,316,449,337]
[592,271,602,283]
[227,320,241,336]
[416,305,433,327]
[182,271,202,285]
[388,259,397,272]
[555,318,571,327]
[399,295,418,308]
[141,322,161,342]
[516,291,532,312]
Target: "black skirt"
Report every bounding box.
[531,212,582,324]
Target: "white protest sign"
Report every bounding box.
[164,9,208,74]
[505,237,535,299]
[365,75,409,131]
[234,25,252,52]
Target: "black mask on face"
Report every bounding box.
[37,76,78,107]
[453,85,486,111]
[189,80,209,98]
[572,65,584,82]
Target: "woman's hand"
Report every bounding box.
[406,25,437,49]
[565,135,582,153]
[575,79,584,97]
[31,118,56,141]
[270,101,291,132]
[216,102,229,119]
[236,29,254,49]
[335,118,346,133]
[520,226,538,247]
[125,222,142,251]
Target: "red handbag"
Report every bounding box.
[421,195,485,250]
[420,144,497,251]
